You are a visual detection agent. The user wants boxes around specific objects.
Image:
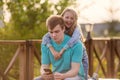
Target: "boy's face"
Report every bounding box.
[62,11,75,28]
[48,24,65,44]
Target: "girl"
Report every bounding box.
[42,7,88,80]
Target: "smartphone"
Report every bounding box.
[44,68,52,74]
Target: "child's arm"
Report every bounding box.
[42,32,51,47]
[49,46,61,60]
[60,26,81,55]
[42,33,61,60]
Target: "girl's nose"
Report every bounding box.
[67,18,71,21]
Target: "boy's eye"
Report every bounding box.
[49,32,53,34]
[55,30,59,33]
[49,30,59,34]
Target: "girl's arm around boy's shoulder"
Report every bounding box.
[42,32,52,47]
[64,26,81,49]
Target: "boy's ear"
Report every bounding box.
[63,26,65,32]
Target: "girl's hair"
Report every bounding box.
[61,7,78,36]
[61,7,85,42]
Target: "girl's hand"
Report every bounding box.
[49,46,62,60]
[59,48,66,56]
[53,51,61,60]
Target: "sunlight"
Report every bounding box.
[3,0,11,23]
[46,0,120,23]
[2,0,120,23]
[112,0,120,21]
[3,4,11,23]
[48,0,59,4]
[75,0,112,23]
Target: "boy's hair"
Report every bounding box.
[46,15,65,30]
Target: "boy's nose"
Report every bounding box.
[52,33,56,37]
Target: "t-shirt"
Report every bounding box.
[41,34,85,79]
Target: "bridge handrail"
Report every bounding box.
[0,37,120,80]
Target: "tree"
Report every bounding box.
[0,0,76,80]
[0,0,76,40]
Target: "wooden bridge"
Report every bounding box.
[0,37,120,80]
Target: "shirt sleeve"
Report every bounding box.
[72,41,83,63]
[63,26,81,49]
[41,44,50,64]
[42,32,52,47]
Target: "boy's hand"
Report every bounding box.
[41,73,53,80]
[54,72,64,80]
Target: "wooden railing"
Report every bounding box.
[0,40,41,80]
[0,37,120,80]
[85,37,120,78]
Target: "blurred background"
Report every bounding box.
[0,0,120,80]
[0,0,120,40]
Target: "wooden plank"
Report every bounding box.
[110,39,115,78]
[32,44,41,65]
[26,41,34,80]
[0,40,26,44]
[93,44,106,76]
[19,45,27,80]
[85,38,93,76]
[0,39,41,44]
[4,46,21,75]
[106,40,115,78]
[98,78,119,80]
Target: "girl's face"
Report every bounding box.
[62,11,75,28]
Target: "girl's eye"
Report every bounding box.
[64,15,68,18]
[71,17,74,20]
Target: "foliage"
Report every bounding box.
[0,0,76,80]
[0,0,76,40]
[107,20,120,37]
[54,0,76,14]
[0,0,52,40]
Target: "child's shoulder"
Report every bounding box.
[65,34,71,40]
[72,40,82,48]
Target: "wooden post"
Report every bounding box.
[110,39,115,78]
[26,40,34,80]
[19,41,34,80]
[85,32,93,77]
[106,39,115,78]
[114,39,120,77]
[19,44,27,80]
